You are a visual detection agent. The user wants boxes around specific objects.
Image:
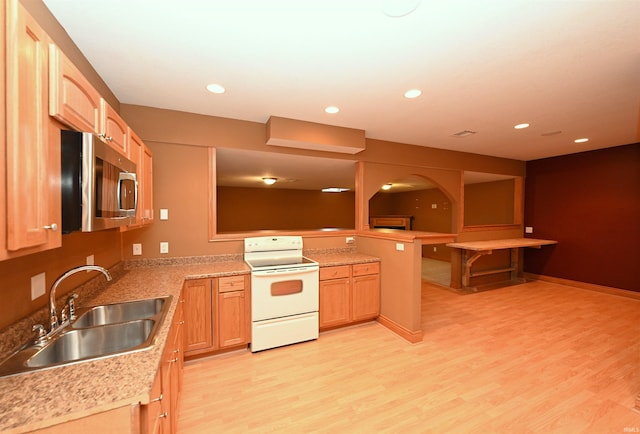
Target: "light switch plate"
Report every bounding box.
[31,272,46,300]
[160,209,169,220]
[160,242,169,254]
[525,226,534,234]
[396,243,405,251]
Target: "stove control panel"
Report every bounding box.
[244,236,303,253]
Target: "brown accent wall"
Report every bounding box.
[524,143,640,291]
[0,231,121,329]
[218,187,354,232]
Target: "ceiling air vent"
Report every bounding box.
[452,130,477,138]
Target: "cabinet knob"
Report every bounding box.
[43,223,58,231]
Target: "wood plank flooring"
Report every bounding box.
[177,280,640,433]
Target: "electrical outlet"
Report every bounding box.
[132,243,142,255]
[396,243,405,251]
[345,236,354,244]
[160,242,169,254]
[433,246,437,252]
[160,209,169,220]
[431,203,437,209]
[525,226,534,234]
[31,272,46,300]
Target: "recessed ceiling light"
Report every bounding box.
[514,123,530,129]
[325,106,340,114]
[404,89,422,99]
[381,0,421,17]
[206,83,225,94]
[574,138,589,143]
[262,177,277,185]
[381,183,392,190]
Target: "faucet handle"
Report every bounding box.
[67,293,79,321]
[32,324,47,344]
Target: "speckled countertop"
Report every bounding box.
[0,251,378,433]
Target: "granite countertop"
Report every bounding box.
[0,251,378,433]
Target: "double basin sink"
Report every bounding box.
[0,296,171,377]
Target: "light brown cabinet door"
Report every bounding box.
[4,0,61,254]
[142,144,154,224]
[100,99,128,156]
[49,44,101,134]
[182,279,214,354]
[319,278,351,329]
[218,290,247,348]
[352,273,380,322]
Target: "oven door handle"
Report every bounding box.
[251,267,319,277]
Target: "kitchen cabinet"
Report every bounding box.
[49,44,101,135]
[217,275,250,348]
[49,46,128,156]
[123,129,154,229]
[183,278,215,354]
[141,142,154,224]
[2,0,61,258]
[100,98,128,155]
[351,262,381,321]
[319,262,380,330]
[183,275,250,358]
[319,265,351,328]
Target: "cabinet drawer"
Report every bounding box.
[352,262,380,277]
[218,275,245,293]
[320,265,350,280]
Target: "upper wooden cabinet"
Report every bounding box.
[124,129,153,229]
[100,98,128,155]
[49,44,101,135]
[49,46,128,156]
[2,0,61,257]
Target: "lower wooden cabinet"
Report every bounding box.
[183,275,250,358]
[142,295,184,434]
[319,262,380,330]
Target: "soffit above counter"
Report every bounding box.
[266,116,366,155]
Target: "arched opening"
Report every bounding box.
[368,174,456,287]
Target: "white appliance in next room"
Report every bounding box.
[244,236,319,352]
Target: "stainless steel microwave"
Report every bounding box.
[61,130,138,233]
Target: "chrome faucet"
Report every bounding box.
[48,265,112,334]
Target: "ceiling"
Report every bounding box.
[43,0,639,188]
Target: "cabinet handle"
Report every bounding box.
[43,223,58,231]
[159,412,168,419]
[150,393,163,403]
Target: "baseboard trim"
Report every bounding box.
[524,273,640,301]
[377,315,423,343]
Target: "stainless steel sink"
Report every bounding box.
[72,297,168,328]
[0,296,172,377]
[27,319,155,367]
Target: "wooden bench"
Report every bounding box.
[447,238,558,291]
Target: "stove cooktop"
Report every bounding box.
[245,256,318,271]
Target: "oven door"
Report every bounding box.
[251,266,319,322]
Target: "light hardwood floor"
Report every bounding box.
[178,280,640,433]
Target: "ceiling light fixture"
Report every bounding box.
[322,187,350,193]
[404,89,422,99]
[206,83,225,94]
[325,106,340,114]
[381,183,392,190]
[514,123,530,129]
[574,138,589,143]
[262,177,277,185]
